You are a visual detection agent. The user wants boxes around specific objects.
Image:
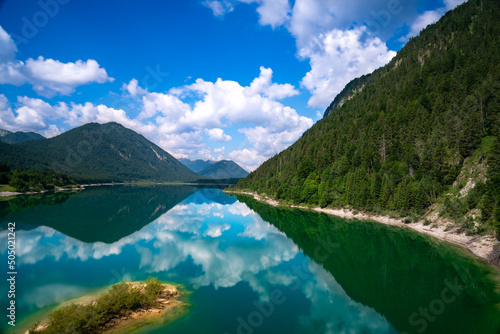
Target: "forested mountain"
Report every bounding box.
[0,129,45,144]
[0,122,199,182]
[179,159,214,173]
[198,160,249,179]
[233,0,500,238]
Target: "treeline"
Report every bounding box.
[0,164,77,192]
[234,0,500,239]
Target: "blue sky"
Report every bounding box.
[0,0,465,170]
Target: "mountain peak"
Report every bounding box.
[0,122,198,182]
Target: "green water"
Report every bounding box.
[0,186,499,333]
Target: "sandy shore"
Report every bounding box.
[226,190,499,265]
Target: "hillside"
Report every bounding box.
[198,160,249,179]
[0,122,199,182]
[0,129,45,144]
[179,159,214,173]
[233,0,500,238]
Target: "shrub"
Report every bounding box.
[36,278,166,334]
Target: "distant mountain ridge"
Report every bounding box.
[180,158,249,178]
[0,122,198,182]
[0,129,45,144]
[179,159,214,173]
[198,160,248,179]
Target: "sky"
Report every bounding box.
[0,0,466,171]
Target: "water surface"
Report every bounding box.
[1,186,499,333]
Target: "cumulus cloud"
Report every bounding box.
[0,26,113,97]
[252,0,291,28]
[0,65,310,170]
[122,78,147,97]
[229,148,267,172]
[300,27,396,107]
[0,94,64,136]
[204,223,231,237]
[203,0,458,108]
[129,67,310,169]
[288,1,398,107]
[206,128,232,142]
[247,66,299,99]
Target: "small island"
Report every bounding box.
[27,278,188,334]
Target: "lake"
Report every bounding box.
[1,185,499,333]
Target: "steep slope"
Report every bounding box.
[234,0,500,237]
[179,159,214,173]
[198,160,249,178]
[0,130,45,144]
[0,130,10,137]
[0,122,199,182]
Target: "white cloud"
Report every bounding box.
[0,26,17,63]
[204,223,231,237]
[206,128,232,142]
[401,0,465,42]
[301,27,396,107]
[203,0,460,109]
[202,1,399,109]
[0,27,25,86]
[0,94,64,136]
[206,0,290,27]
[229,148,267,172]
[247,66,299,100]
[444,0,466,10]
[0,64,309,170]
[253,0,291,28]
[0,26,113,97]
[130,67,310,167]
[402,10,443,41]
[122,78,147,97]
[203,0,234,16]
[25,57,113,97]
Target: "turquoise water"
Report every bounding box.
[1,186,499,333]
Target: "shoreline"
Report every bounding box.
[0,183,123,198]
[0,182,236,198]
[0,181,235,198]
[226,190,499,265]
[26,282,187,334]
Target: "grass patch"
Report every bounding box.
[30,277,165,334]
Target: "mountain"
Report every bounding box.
[0,129,11,137]
[179,158,249,178]
[0,129,45,144]
[179,159,214,173]
[0,122,199,182]
[233,0,500,238]
[198,160,249,179]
